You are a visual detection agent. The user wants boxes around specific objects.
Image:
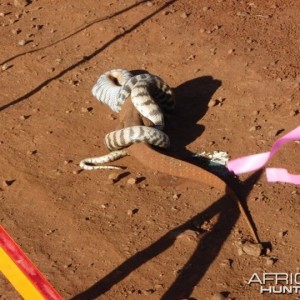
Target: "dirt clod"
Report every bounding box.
[242,241,263,257]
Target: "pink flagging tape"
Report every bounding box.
[0,225,62,300]
[227,126,300,184]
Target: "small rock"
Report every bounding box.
[278,230,288,238]
[3,180,15,187]
[265,257,276,266]
[228,48,235,54]
[19,115,30,120]
[63,160,72,165]
[127,208,139,216]
[146,1,153,7]
[11,28,21,34]
[180,12,188,18]
[220,259,232,267]
[127,177,137,185]
[242,241,263,257]
[252,110,259,115]
[35,24,43,30]
[249,125,259,132]
[141,289,155,296]
[154,284,163,290]
[26,150,37,155]
[210,48,217,54]
[14,0,30,7]
[108,172,119,183]
[202,6,210,12]
[18,39,27,46]
[199,28,205,33]
[80,107,93,113]
[208,99,218,108]
[0,12,6,17]
[289,109,299,116]
[101,203,108,209]
[268,129,283,137]
[1,64,10,71]
[211,292,226,300]
[172,193,180,200]
[187,54,196,60]
[72,170,81,175]
[177,229,200,242]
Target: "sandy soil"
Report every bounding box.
[0,0,299,299]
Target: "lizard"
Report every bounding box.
[80,98,261,244]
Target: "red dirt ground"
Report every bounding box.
[0,1,299,299]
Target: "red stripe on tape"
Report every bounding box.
[0,225,62,300]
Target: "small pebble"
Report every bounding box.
[19,115,28,120]
[265,257,276,266]
[202,6,210,12]
[127,208,139,216]
[249,125,260,132]
[11,28,21,35]
[3,180,15,187]
[18,39,27,46]
[141,289,155,296]
[208,99,218,108]
[26,150,37,155]
[72,170,81,175]
[220,259,232,267]
[14,0,30,7]
[187,54,196,60]
[242,241,263,257]
[1,64,10,71]
[180,12,188,18]
[268,129,283,137]
[228,48,235,54]
[211,292,226,300]
[35,24,43,30]
[127,177,137,185]
[101,203,108,209]
[81,107,93,113]
[108,173,119,183]
[172,193,180,200]
[278,230,288,238]
[146,1,153,7]
[289,109,298,116]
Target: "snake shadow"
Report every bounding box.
[71,76,266,299]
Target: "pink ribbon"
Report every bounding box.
[227,126,300,185]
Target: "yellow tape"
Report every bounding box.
[0,247,44,300]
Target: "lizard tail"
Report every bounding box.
[127,143,260,244]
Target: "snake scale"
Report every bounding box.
[80,69,261,244]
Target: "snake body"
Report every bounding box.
[91,69,174,129]
[80,69,173,170]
